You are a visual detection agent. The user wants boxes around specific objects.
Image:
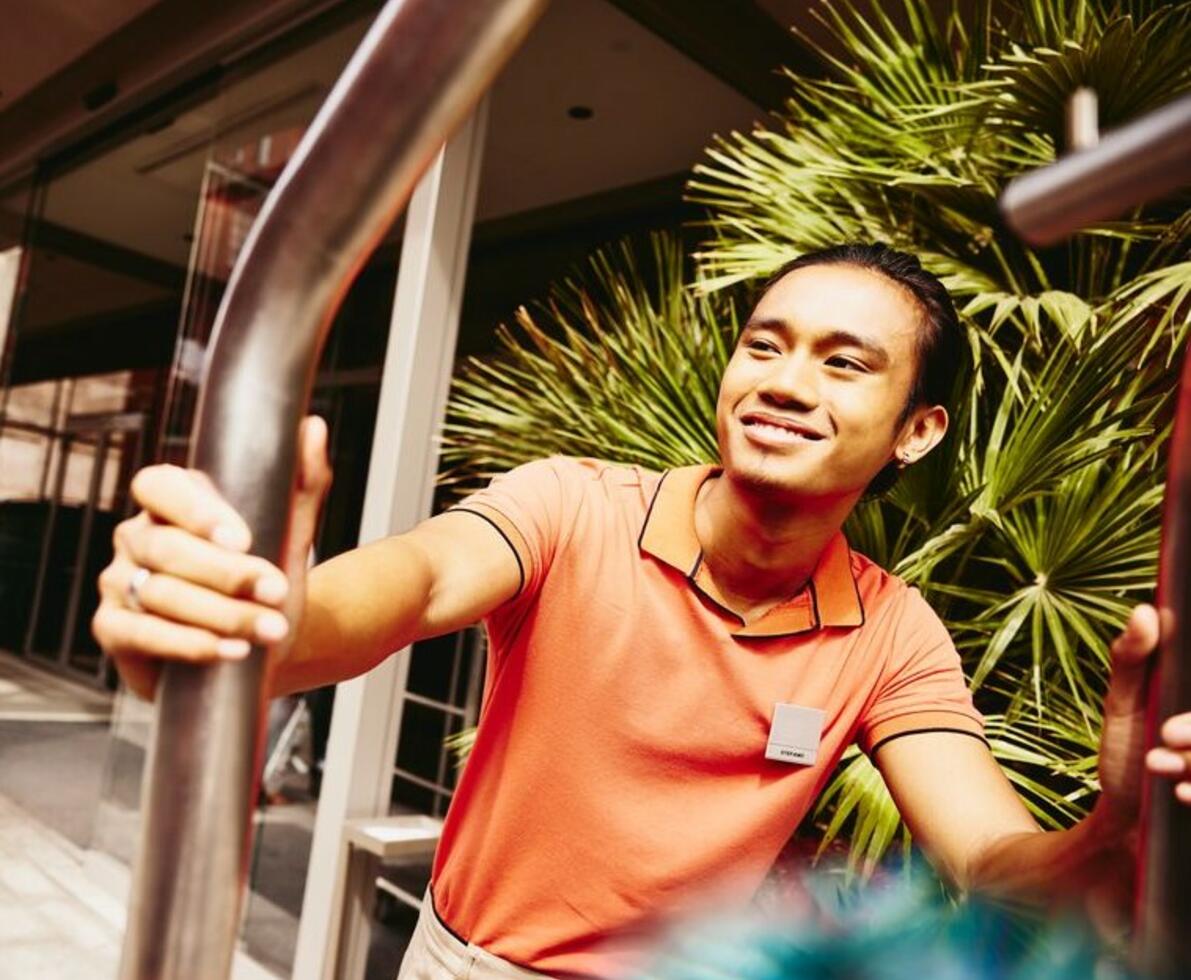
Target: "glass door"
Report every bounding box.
[17,374,153,683]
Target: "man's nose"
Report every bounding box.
[758,352,820,409]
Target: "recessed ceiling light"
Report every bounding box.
[567,105,594,120]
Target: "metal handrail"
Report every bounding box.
[117,1,548,976]
[1000,92,1191,247]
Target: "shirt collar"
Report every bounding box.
[638,465,865,637]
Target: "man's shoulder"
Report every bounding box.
[527,455,661,500]
[848,547,899,594]
[847,548,941,627]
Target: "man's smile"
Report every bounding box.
[739,410,827,448]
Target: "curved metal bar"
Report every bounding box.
[999,92,1191,246]
[117,1,548,976]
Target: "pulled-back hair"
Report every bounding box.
[761,243,962,494]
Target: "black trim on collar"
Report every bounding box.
[636,469,670,553]
[807,578,822,630]
[849,553,866,627]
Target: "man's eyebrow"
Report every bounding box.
[742,317,787,336]
[817,329,890,367]
[742,318,891,367]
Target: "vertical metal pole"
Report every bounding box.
[0,243,24,427]
[293,97,489,980]
[37,380,65,499]
[1138,351,1191,977]
[0,246,20,373]
[117,3,546,977]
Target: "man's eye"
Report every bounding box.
[746,339,779,354]
[827,356,866,372]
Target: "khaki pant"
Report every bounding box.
[397,892,553,980]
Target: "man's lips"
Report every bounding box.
[739,411,827,446]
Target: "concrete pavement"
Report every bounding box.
[0,651,281,979]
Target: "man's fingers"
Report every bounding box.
[1146,747,1189,775]
[92,604,252,662]
[1103,604,1161,719]
[129,465,251,551]
[298,415,332,497]
[101,562,289,645]
[1110,603,1160,669]
[101,459,307,700]
[109,524,288,606]
[1160,712,1191,749]
[285,415,333,574]
[1148,751,1191,807]
[1145,752,1191,808]
[1146,724,1191,808]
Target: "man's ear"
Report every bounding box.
[894,404,948,466]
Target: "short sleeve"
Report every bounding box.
[447,456,586,602]
[857,587,985,758]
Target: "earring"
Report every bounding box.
[898,453,912,467]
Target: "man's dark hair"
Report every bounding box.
[760,242,962,495]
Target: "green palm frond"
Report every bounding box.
[989,2,1191,142]
[813,748,908,879]
[690,0,1190,299]
[442,236,740,490]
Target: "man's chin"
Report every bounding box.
[722,449,865,506]
[724,455,817,498]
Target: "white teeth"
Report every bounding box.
[746,421,812,442]
[758,423,800,437]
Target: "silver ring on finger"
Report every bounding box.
[126,565,152,613]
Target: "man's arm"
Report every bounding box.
[878,603,1189,918]
[876,733,1125,898]
[274,511,520,695]
[95,417,522,699]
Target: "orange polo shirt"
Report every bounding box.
[431,457,983,977]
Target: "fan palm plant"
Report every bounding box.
[444,0,1191,874]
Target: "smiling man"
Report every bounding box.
[95,243,1190,979]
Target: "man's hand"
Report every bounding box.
[92,416,332,700]
[1098,603,1191,828]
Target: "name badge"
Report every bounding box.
[765,703,824,765]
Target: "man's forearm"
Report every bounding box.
[270,536,435,697]
[966,799,1132,906]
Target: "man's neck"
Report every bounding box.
[694,471,858,621]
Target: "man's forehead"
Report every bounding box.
[749,264,921,344]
